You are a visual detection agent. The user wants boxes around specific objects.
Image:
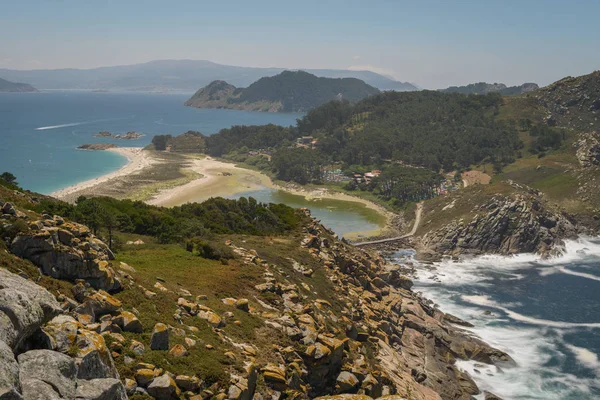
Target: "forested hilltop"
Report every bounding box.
[172,69,599,219]
[200,90,523,207]
[184,70,380,113]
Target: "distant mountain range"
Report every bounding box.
[184,70,381,112]
[0,78,38,92]
[0,60,418,92]
[440,82,539,96]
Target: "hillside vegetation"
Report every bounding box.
[0,181,515,399]
[184,70,380,112]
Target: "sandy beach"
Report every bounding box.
[50,147,154,200]
[147,156,273,206]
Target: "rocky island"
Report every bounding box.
[184,70,381,113]
[93,131,144,140]
[77,143,118,150]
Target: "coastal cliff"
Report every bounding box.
[0,186,509,399]
[417,182,580,260]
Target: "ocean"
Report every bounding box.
[0,91,301,194]
[0,91,382,237]
[393,238,600,399]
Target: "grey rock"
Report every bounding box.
[10,223,120,292]
[150,323,169,351]
[19,379,61,400]
[147,374,178,399]
[422,193,577,258]
[74,378,127,400]
[0,341,21,399]
[18,350,77,399]
[74,330,119,379]
[0,268,61,350]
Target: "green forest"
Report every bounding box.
[36,196,302,255]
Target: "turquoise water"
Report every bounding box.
[0,91,384,237]
[0,91,301,194]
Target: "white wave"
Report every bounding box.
[35,116,130,131]
[36,121,91,130]
[566,344,600,375]
[557,266,600,282]
[414,287,599,399]
[461,295,600,329]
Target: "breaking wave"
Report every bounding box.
[393,236,600,399]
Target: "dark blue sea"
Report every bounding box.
[0,91,301,194]
[394,238,600,399]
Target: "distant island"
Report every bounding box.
[0,77,38,92]
[440,81,539,95]
[93,131,144,140]
[184,70,381,112]
[77,143,117,150]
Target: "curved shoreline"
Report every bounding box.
[50,147,154,199]
[50,150,395,239]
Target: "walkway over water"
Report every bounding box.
[353,202,423,246]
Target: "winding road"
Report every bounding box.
[353,202,423,246]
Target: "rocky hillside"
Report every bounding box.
[529,70,600,131]
[0,77,38,92]
[0,187,510,399]
[440,82,538,96]
[184,71,380,113]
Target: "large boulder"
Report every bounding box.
[147,374,180,400]
[150,323,169,351]
[74,329,119,379]
[0,268,61,351]
[41,316,120,380]
[10,221,120,292]
[75,378,127,400]
[0,341,21,399]
[18,350,77,399]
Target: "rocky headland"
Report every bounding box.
[93,131,144,140]
[420,190,578,260]
[0,188,510,399]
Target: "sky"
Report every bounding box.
[0,0,599,89]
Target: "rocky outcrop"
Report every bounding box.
[421,192,577,258]
[230,212,515,399]
[0,268,126,400]
[532,70,600,131]
[574,131,600,167]
[77,144,117,151]
[92,131,143,140]
[10,215,121,291]
[0,267,62,351]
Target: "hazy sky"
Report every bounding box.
[1,0,599,89]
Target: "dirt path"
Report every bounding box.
[353,202,423,246]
